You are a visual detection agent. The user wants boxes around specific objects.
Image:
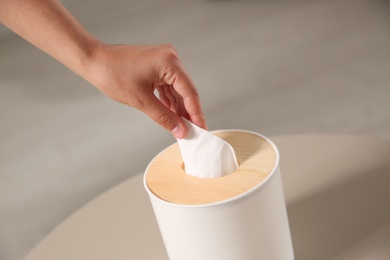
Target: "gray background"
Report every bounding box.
[1,0,390,259]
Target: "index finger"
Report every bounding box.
[170,66,207,130]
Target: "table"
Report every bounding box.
[26,135,390,260]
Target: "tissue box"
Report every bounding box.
[144,130,294,260]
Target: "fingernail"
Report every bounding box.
[171,125,184,139]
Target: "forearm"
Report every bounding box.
[0,0,98,76]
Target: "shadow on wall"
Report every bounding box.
[276,135,390,260]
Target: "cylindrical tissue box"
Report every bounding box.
[144,130,294,260]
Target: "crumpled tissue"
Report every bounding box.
[177,118,239,178]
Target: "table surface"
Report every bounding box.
[26,135,390,260]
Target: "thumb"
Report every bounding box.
[140,94,187,139]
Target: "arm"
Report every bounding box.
[0,0,206,138]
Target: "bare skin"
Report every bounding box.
[0,0,207,138]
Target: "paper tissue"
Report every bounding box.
[177,118,239,178]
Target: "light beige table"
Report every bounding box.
[26,135,390,260]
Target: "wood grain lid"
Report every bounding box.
[145,130,277,205]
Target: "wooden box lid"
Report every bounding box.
[145,130,277,205]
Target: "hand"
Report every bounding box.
[0,0,206,138]
[84,43,207,138]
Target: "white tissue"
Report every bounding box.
[177,118,239,178]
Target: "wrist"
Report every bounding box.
[78,41,117,97]
[71,38,103,78]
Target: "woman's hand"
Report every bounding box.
[84,43,207,138]
[0,0,206,138]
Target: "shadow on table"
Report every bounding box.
[283,137,390,260]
